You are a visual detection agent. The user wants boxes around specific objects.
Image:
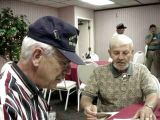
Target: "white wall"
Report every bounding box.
[58,6,94,57]
[58,6,75,26]
[0,0,58,23]
[74,6,94,56]
[95,5,160,60]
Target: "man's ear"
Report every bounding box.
[32,48,43,67]
[132,49,134,55]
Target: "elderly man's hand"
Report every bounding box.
[84,105,97,120]
[133,106,156,120]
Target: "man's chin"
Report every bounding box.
[46,85,55,89]
[115,64,128,71]
[47,80,59,89]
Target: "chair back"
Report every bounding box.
[77,62,98,87]
[90,53,99,61]
[133,51,145,64]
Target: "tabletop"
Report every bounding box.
[107,103,160,120]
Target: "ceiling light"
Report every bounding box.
[81,0,114,6]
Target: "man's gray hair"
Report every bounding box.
[109,34,133,49]
[20,36,54,60]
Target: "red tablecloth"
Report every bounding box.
[65,63,78,83]
[108,103,160,120]
[65,61,108,84]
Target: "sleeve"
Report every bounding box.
[157,32,160,40]
[140,65,159,96]
[145,34,152,42]
[0,91,22,120]
[0,99,18,120]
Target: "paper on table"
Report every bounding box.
[97,112,119,120]
[97,112,111,119]
[113,118,139,120]
[107,112,119,116]
[113,118,133,120]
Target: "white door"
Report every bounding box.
[78,20,91,59]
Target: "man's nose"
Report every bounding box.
[118,54,124,59]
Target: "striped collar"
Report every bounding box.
[11,62,43,98]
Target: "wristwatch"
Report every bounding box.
[144,104,154,111]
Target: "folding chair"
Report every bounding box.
[46,79,77,111]
[133,51,145,64]
[77,62,98,111]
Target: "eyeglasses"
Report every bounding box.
[57,58,71,68]
[54,51,71,73]
[40,47,71,69]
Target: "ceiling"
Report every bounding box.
[20,0,160,10]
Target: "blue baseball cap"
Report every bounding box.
[27,16,84,65]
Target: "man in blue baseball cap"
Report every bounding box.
[0,16,84,120]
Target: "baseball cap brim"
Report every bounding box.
[58,49,85,65]
[117,26,127,29]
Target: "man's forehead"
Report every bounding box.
[112,44,132,48]
[111,44,132,51]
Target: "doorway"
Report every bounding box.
[78,19,91,59]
